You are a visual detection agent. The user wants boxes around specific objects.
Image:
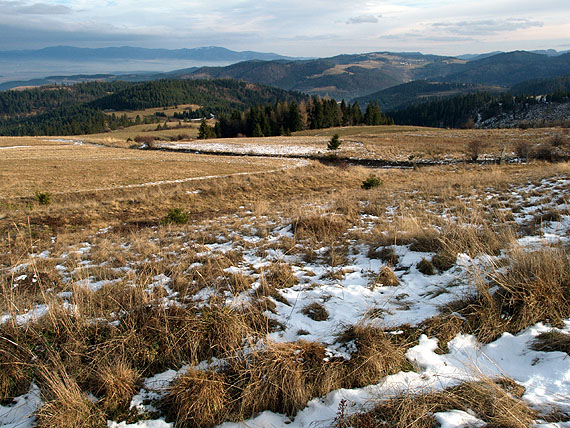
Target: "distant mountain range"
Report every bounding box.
[0,45,300,62]
[1,47,570,102]
[457,49,570,61]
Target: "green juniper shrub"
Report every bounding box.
[361,175,383,190]
[163,208,189,225]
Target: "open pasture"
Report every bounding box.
[0,128,570,428]
[0,139,297,199]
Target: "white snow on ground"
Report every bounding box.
[0,384,41,428]
[158,141,324,156]
[3,174,570,427]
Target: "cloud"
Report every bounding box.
[0,1,72,15]
[432,18,543,36]
[17,3,73,14]
[346,14,381,24]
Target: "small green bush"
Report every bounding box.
[361,175,383,190]
[35,191,51,205]
[163,208,189,225]
[327,134,341,150]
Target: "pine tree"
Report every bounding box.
[327,133,341,150]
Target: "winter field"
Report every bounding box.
[1,127,570,428]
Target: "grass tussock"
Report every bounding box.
[417,258,436,275]
[344,377,536,428]
[264,262,299,289]
[163,368,230,428]
[373,265,400,287]
[531,330,570,355]
[337,324,409,388]
[238,340,338,417]
[36,367,106,428]
[449,246,570,343]
[302,302,329,321]
[0,330,33,402]
[94,360,140,413]
[292,215,348,244]
[193,305,253,360]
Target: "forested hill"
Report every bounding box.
[0,79,307,136]
[435,51,570,86]
[352,80,505,112]
[510,76,570,96]
[389,84,570,129]
[0,81,133,118]
[88,79,306,111]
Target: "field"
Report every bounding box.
[0,138,296,199]
[158,126,565,162]
[1,126,570,428]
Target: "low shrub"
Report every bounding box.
[162,208,189,225]
[361,175,382,190]
[35,191,51,205]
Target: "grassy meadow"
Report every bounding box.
[1,126,569,428]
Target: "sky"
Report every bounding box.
[0,0,569,57]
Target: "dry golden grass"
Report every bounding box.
[0,143,293,198]
[344,377,536,428]
[237,340,337,417]
[0,136,74,147]
[373,265,400,287]
[163,368,230,428]
[1,127,569,426]
[94,360,140,412]
[337,324,409,389]
[295,125,565,161]
[531,330,570,355]
[36,365,106,428]
[441,245,570,344]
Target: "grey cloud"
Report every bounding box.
[432,18,543,36]
[378,33,474,43]
[0,1,72,15]
[0,24,152,50]
[346,14,381,24]
[17,3,73,15]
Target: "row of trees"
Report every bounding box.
[0,105,134,136]
[389,90,570,129]
[199,97,393,139]
[0,81,132,118]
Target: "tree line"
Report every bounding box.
[389,89,570,128]
[0,81,132,118]
[0,105,134,136]
[199,97,393,139]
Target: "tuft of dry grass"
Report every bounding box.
[448,245,570,343]
[337,324,409,389]
[345,377,536,428]
[163,368,230,428]
[531,330,570,355]
[292,215,348,244]
[0,328,33,402]
[193,305,253,360]
[264,262,299,289]
[36,366,106,428]
[372,265,400,287]
[94,359,140,413]
[417,258,436,275]
[302,302,329,321]
[238,340,337,417]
